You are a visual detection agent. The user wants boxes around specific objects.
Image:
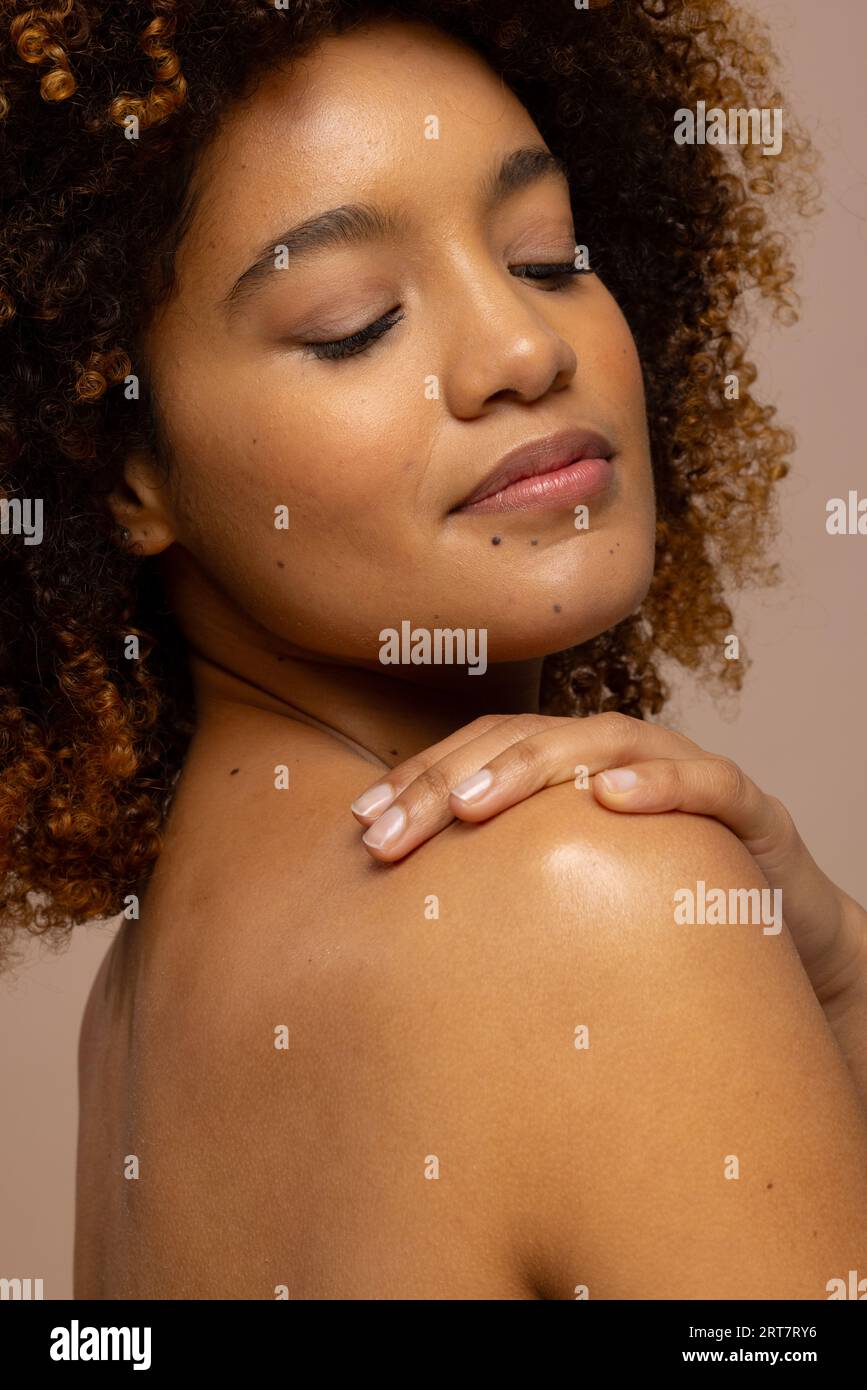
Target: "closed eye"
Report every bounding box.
[509,260,585,289]
[302,307,406,362]
[302,260,585,362]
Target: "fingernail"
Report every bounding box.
[351,782,395,817]
[598,767,639,792]
[362,804,406,850]
[451,768,495,802]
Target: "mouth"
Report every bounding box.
[451,426,616,515]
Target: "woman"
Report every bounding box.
[1,0,865,1299]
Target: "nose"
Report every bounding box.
[439,255,579,417]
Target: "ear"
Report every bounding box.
[107,447,177,555]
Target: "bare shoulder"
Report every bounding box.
[151,750,867,1298]
[251,779,867,1298]
[392,783,867,1299]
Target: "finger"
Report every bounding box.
[444,712,700,823]
[359,713,699,861]
[358,714,567,859]
[591,755,793,849]
[349,713,532,823]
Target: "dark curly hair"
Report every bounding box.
[0,0,817,969]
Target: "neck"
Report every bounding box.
[160,551,545,770]
[161,544,546,769]
[188,643,544,771]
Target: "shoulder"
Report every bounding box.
[196,771,867,1297]
[392,783,867,1298]
[308,781,867,1295]
[368,777,773,963]
[223,767,802,1063]
[361,778,803,1078]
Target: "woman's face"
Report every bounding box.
[132,17,656,672]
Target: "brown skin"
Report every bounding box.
[75,20,867,1299]
[76,741,867,1299]
[349,710,867,1106]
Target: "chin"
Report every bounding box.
[499,559,657,659]
[478,608,643,666]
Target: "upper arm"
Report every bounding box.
[423,784,867,1299]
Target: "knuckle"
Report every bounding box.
[639,756,680,802]
[415,761,459,806]
[505,713,551,741]
[591,711,639,756]
[467,714,508,735]
[393,754,429,784]
[711,756,748,806]
[505,736,545,781]
[659,757,684,793]
[594,710,639,745]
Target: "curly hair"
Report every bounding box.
[0,0,817,969]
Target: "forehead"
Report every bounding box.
[182,18,541,246]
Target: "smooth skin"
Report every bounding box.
[74,18,867,1299]
[348,711,867,1105]
[77,719,867,1299]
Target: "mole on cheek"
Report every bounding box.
[553,604,562,613]
[530,539,538,546]
[276,561,285,568]
[491,535,501,546]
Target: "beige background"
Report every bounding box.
[2,0,865,1298]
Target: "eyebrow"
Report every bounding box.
[219,145,569,320]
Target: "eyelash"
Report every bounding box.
[304,261,585,362]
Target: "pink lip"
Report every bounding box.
[452,426,616,515]
[458,455,614,513]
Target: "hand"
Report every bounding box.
[350,712,867,1010]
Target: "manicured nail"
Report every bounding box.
[451,768,495,803]
[351,782,396,817]
[598,767,639,792]
[362,804,406,850]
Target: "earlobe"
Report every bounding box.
[107,448,177,555]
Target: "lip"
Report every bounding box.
[452,426,616,514]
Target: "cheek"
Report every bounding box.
[161,395,427,655]
[198,358,421,527]
[595,310,647,419]
[163,360,396,553]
